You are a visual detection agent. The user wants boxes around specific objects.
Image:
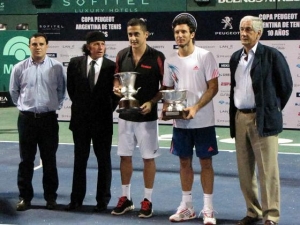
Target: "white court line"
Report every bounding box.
[34,158,43,170]
[1,140,300,172]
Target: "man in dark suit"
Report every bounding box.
[229,16,293,225]
[65,31,118,212]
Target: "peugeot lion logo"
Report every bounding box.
[222,16,233,30]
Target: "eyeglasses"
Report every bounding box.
[239,27,254,32]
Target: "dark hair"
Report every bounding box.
[172,15,196,34]
[127,18,148,31]
[172,15,196,44]
[29,33,48,45]
[81,44,90,56]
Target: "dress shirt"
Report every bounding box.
[87,56,103,85]
[233,42,258,109]
[9,55,66,113]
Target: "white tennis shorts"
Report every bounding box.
[117,118,160,159]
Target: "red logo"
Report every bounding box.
[221,82,231,86]
[208,146,214,152]
[141,64,151,69]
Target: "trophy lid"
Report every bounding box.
[114,72,140,77]
[160,89,187,103]
[160,89,187,93]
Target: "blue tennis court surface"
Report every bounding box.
[0,142,299,225]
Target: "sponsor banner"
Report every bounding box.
[38,10,300,41]
[188,0,300,11]
[197,10,300,40]
[37,10,299,128]
[0,1,37,15]
[0,31,37,92]
[38,12,176,41]
[50,39,300,129]
[0,91,13,107]
[0,0,186,14]
[1,0,298,15]
[187,0,276,11]
[278,2,300,10]
[54,0,187,13]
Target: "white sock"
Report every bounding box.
[144,188,153,202]
[122,184,131,200]
[203,193,213,212]
[182,191,192,204]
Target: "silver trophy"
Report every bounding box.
[160,89,188,120]
[114,72,141,113]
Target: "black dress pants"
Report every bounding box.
[70,126,112,207]
[17,112,59,202]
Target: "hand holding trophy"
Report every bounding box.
[160,89,188,120]
[114,72,141,113]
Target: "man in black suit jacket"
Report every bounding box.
[229,16,293,225]
[66,31,119,212]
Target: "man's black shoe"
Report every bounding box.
[237,216,261,225]
[94,204,107,212]
[65,202,82,211]
[16,200,31,211]
[264,220,278,225]
[46,200,57,210]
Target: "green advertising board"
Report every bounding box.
[277,1,300,9]
[0,31,37,92]
[0,0,298,14]
[0,0,187,14]
[0,1,37,14]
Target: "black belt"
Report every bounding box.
[239,108,256,114]
[20,111,56,118]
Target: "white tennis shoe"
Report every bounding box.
[169,202,196,222]
[201,209,217,225]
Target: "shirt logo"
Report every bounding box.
[168,64,179,83]
[141,64,151,69]
[193,66,199,70]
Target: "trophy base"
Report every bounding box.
[116,99,140,113]
[162,110,188,120]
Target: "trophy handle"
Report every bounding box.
[129,87,141,99]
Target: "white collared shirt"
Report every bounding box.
[9,55,66,112]
[233,42,258,109]
[87,56,103,85]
